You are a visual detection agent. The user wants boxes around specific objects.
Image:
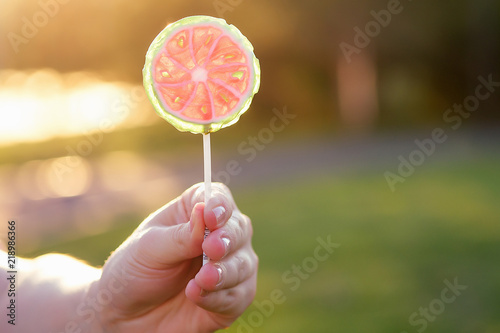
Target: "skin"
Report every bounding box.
[0,183,258,332]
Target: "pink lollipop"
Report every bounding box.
[143,16,260,264]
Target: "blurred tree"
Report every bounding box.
[465,0,500,123]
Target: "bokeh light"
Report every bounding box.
[43,156,92,198]
[97,150,147,192]
[0,69,153,146]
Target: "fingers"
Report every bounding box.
[135,203,206,268]
[144,182,235,229]
[185,207,258,316]
[203,213,252,261]
[195,247,258,291]
[197,201,256,291]
[133,182,258,318]
[203,185,237,231]
[185,271,257,316]
[131,182,239,268]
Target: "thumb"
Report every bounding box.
[136,203,206,268]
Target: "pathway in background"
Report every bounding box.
[5,127,499,252]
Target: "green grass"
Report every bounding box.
[22,155,500,332]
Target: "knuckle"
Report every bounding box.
[234,251,256,281]
[237,213,253,238]
[246,275,258,301]
[235,254,247,277]
[213,182,231,194]
[236,213,248,230]
[251,249,259,268]
[224,213,253,248]
[218,288,241,314]
[242,214,253,236]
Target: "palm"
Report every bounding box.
[114,263,224,332]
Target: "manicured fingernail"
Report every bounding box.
[212,206,227,226]
[221,237,230,258]
[215,265,224,287]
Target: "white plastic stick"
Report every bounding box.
[202,133,211,265]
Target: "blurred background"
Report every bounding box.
[1,0,499,332]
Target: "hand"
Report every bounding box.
[92,183,258,332]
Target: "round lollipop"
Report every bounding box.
[143,15,260,265]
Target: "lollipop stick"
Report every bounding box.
[202,133,211,265]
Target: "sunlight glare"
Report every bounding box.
[0,69,148,146]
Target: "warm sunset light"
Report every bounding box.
[0,69,151,147]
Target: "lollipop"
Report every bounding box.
[143,15,260,265]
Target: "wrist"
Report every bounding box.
[76,275,108,333]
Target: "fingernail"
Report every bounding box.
[200,289,209,297]
[221,237,230,258]
[212,206,227,226]
[215,265,224,287]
